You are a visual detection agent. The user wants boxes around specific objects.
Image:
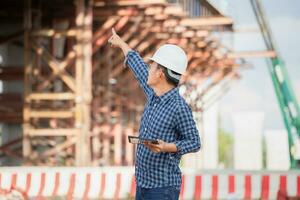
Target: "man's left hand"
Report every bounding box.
[144,140,166,153]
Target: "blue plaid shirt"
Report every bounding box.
[125,50,201,189]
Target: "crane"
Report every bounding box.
[250,0,300,168]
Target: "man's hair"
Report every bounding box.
[157,64,180,87]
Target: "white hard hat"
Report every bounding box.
[149,44,188,75]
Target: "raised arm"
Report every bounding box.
[108,28,132,56]
[108,28,154,100]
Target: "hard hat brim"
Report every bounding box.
[148,57,184,75]
[148,57,181,81]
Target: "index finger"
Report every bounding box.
[112,28,116,35]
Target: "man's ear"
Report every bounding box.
[158,68,164,78]
[154,68,161,78]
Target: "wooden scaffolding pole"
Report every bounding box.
[21,0,93,166]
[23,0,32,161]
[75,0,93,166]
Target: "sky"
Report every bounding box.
[208,0,300,132]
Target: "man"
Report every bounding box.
[108,28,201,200]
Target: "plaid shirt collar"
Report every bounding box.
[151,87,178,104]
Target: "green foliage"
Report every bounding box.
[262,137,267,168]
[218,128,233,168]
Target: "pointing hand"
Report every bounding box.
[108,28,123,47]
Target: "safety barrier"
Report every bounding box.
[0,167,300,199]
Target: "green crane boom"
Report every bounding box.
[250,0,300,168]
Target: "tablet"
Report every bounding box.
[128,136,159,144]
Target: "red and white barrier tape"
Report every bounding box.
[0,167,299,199]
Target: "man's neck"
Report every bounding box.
[153,84,175,97]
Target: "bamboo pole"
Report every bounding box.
[125,125,134,165]
[75,0,93,166]
[23,0,32,160]
[113,124,122,165]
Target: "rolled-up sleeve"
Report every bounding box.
[124,50,154,100]
[174,104,201,157]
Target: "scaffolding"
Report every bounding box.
[0,0,244,166]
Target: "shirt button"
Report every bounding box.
[145,128,147,131]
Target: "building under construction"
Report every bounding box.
[2,0,300,199]
[0,0,243,167]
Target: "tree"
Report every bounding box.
[218,128,233,168]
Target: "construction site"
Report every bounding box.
[0,0,299,199]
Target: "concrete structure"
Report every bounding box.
[265,130,290,170]
[201,103,219,169]
[0,43,23,166]
[233,112,264,170]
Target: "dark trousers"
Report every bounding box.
[135,186,180,200]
